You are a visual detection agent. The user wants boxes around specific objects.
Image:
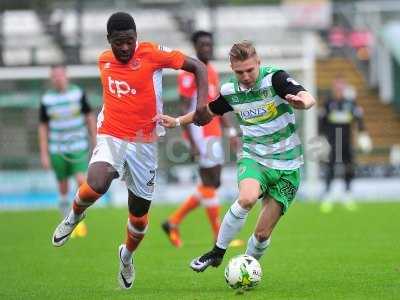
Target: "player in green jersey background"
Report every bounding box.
[39,64,97,237]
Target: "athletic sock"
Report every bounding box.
[169,194,199,225]
[198,185,220,239]
[205,205,220,240]
[121,245,133,265]
[125,214,148,253]
[71,181,102,215]
[212,244,226,257]
[245,234,271,260]
[216,200,249,249]
[65,209,81,224]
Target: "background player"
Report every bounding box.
[319,75,371,212]
[158,41,316,272]
[161,30,240,248]
[51,12,208,290]
[39,64,96,237]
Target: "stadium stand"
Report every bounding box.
[317,57,400,165]
[0,4,325,66]
[3,10,62,65]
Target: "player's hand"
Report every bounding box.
[41,153,50,170]
[357,132,372,153]
[285,94,305,109]
[156,114,179,128]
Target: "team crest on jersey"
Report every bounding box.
[129,59,141,70]
[231,95,240,103]
[260,88,273,99]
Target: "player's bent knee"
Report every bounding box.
[238,194,258,209]
[86,177,108,194]
[128,214,148,232]
[87,162,118,194]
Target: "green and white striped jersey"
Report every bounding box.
[40,84,91,154]
[213,66,305,170]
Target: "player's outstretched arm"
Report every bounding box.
[158,93,232,128]
[271,70,316,110]
[158,111,195,128]
[193,94,233,125]
[181,56,208,109]
[158,104,216,128]
[285,91,316,110]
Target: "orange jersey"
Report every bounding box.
[97,42,185,141]
[177,63,222,137]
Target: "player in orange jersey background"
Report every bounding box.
[161,31,241,248]
[51,12,208,290]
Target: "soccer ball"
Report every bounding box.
[224,254,262,290]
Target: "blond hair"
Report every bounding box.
[229,40,257,62]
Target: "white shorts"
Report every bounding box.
[90,135,157,200]
[189,124,224,168]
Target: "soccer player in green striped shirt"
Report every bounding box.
[159,41,316,272]
[39,64,97,236]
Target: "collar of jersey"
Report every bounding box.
[130,41,140,61]
[49,84,72,94]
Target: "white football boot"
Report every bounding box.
[118,245,135,289]
[52,213,86,247]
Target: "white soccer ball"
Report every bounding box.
[224,254,262,290]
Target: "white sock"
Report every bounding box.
[65,209,80,224]
[245,234,271,260]
[59,195,69,218]
[216,200,249,249]
[121,245,133,265]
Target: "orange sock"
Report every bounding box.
[72,181,102,215]
[198,185,221,240]
[125,214,148,252]
[169,194,199,225]
[205,205,220,240]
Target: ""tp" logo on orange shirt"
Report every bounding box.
[108,76,137,98]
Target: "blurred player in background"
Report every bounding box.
[51,12,208,290]
[319,75,371,213]
[161,30,241,248]
[159,41,316,272]
[39,64,96,238]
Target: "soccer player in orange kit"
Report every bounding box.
[161,31,240,248]
[51,12,208,290]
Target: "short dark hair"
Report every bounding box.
[107,12,136,35]
[191,30,213,45]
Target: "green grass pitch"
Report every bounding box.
[0,202,399,300]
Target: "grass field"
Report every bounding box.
[0,202,399,300]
